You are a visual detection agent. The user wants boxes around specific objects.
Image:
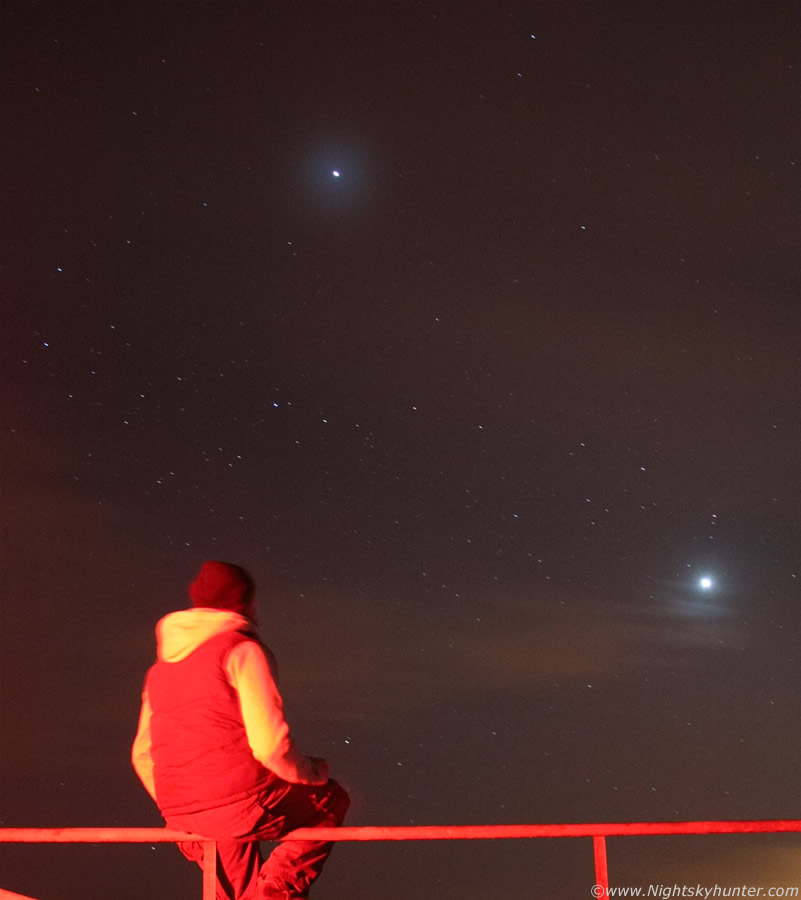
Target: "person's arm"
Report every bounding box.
[225,640,328,785]
[131,689,158,802]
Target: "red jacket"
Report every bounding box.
[132,609,325,816]
[146,628,275,815]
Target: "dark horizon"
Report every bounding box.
[2,1,801,897]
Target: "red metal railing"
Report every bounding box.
[3,820,801,899]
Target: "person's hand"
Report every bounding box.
[309,756,330,785]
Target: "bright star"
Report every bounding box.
[699,577,713,590]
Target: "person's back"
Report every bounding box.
[132,560,349,900]
[145,615,276,815]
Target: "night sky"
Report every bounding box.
[3,2,801,897]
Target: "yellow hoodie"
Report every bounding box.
[132,608,325,802]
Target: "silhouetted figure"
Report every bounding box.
[132,560,349,900]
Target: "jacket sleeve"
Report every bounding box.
[131,689,158,802]
[225,640,324,785]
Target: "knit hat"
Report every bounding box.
[189,560,254,615]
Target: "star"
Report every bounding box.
[699,576,713,590]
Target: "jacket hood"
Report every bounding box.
[155,608,255,662]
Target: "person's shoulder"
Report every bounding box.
[226,632,269,659]
[231,635,280,673]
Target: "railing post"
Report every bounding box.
[592,834,608,896]
[202,840,216,900]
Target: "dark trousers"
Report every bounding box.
[167,779,350,900]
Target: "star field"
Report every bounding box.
[2,2,801,897]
